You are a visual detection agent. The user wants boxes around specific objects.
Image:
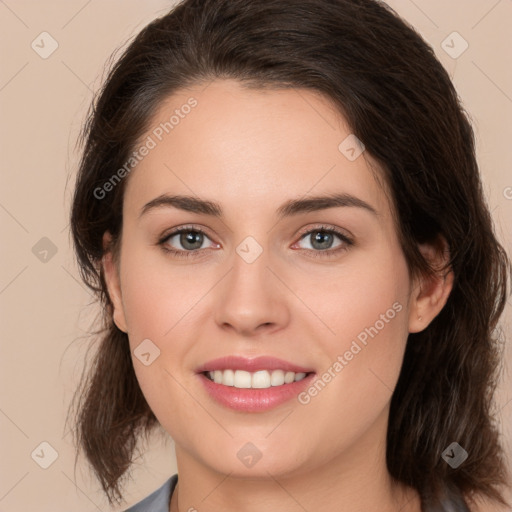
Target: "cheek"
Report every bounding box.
[331,262,409,362]
[296,250,410,444]
[118,242,216,423]
[119,242,204,344]
[296,240,410,360]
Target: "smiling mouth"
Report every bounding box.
[202,369,313,389]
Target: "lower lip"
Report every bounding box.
[198,373,316,412]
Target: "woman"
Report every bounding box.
[68,0,511,511]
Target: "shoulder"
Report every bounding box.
[124,474,178,512]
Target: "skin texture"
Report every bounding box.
[102,79,453,512]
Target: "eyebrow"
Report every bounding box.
[139,192,378,220]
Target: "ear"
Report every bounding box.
[102,231,128,333]
[408,236,454,333]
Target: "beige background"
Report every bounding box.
[0,1,511,510]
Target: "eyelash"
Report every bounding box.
[157,224,354,260]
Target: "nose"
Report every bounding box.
[213,246,290,337]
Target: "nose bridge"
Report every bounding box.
[213,237,289,334]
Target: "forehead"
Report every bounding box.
[123,79,391,220]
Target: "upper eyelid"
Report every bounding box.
[295,224,352,240]
[160,225,215,243]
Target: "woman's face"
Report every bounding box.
[105,78,423,479]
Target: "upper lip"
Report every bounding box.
[196,355,315,374]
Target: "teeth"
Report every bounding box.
[206,369,308,388]
[252,370,271,388]
[271,370,285,386]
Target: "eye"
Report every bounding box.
[157,224,354,260]
[158,226,218,258]
[293,225,353,257]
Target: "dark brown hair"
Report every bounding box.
[68,0,511,508]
